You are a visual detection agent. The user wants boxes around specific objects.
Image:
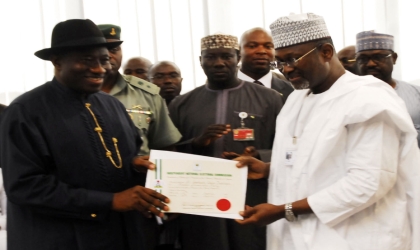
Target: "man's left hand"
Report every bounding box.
[132,155,155,173]
[236,203,284,227]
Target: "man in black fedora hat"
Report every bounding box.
[0,19,170,250]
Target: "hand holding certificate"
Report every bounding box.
[145,150,248,219]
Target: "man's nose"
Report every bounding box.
[366,58,378,67]
[256,45,269,55]
[282,65,294,74]
[90,60,107,73]
[162,76,174,83]
[214,57,225,67]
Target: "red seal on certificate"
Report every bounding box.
[216,199,231,211]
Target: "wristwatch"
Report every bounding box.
[285,203,297,222]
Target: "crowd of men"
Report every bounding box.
[0,11,419,250]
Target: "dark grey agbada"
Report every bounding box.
[169,80,283,250]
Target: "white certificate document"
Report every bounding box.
[145,150,248,219]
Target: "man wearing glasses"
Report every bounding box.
[356,30,420,147]
[337,45,358,74]
[148,61,183,106]
[235,13,420,250]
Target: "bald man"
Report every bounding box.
[238,27,294,101]
[337,45,357,74]
[123,56,153,80]
[148,61,183,105]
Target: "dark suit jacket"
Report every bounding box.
[0,104,6,114]
[271,75,294,101]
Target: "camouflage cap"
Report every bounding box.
[97,24,121,40]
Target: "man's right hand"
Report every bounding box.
[132,155,155,173]
[192,124,231,148]
[235,156,270,179]
[112,186,170,218]
[222,146,261,160]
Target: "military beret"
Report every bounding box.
[97,24,121,40]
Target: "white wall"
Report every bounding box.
[0,0,418,105]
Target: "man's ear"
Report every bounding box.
[392,52,398,65]
[50,55,61,69]
[199,55,202,67]
[320,43,334,61]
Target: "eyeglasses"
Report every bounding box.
[150,72,181,80]
[274,46,318,72]
[339,58,356,64]
[356,53,392,65]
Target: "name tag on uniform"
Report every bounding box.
[233,128,255,141]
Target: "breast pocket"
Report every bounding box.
[128,108,154,135]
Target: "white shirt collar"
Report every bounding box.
[237,70,272,88]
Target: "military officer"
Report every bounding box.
[97,24,182,249]
[98,24,181,156]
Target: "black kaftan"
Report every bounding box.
[0,79,146,250]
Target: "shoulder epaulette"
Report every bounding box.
[123,75,160,95]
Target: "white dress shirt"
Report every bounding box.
[237,70,272,88]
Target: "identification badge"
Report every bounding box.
[233,128,255,141]
[285,149,297,166]
[233,111,255,141]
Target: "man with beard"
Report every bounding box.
[0,19,170,250]
[169,34,283,250]
[238,27,294,101]
[337,45,358,74]
[355,31,420,147]
[148,61,183,106]
[123,56,153,81]
[235,13,420,250]
[97,24,181,249]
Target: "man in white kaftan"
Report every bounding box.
[236,13,420,250]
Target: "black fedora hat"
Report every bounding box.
[35,19,123,60]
